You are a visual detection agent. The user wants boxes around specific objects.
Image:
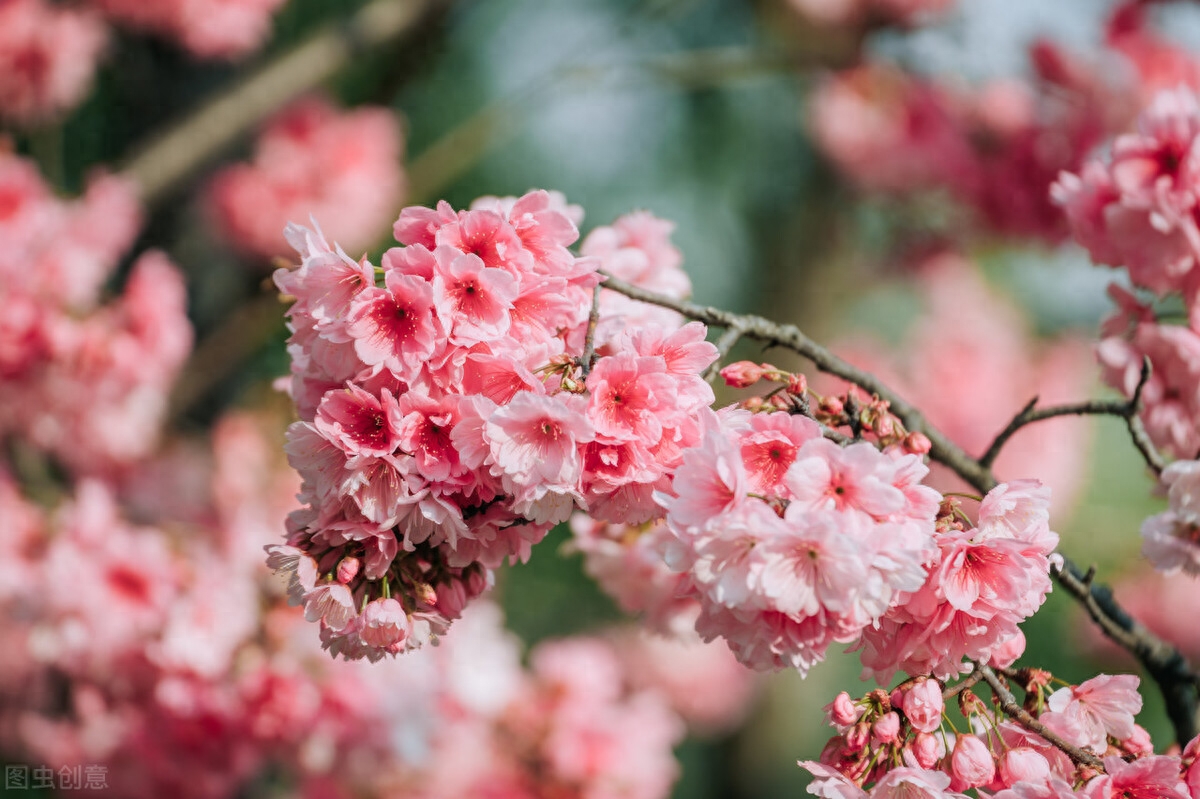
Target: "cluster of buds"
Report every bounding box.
[817,681,948,787]
[806,671,1180,796]
[719,362,931,455]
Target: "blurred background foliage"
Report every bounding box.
[8,0,1197,795]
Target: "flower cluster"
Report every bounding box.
[808,1,1200,243]
[802,671,1200,799]
[0,150,191,475]
[1054,89,1200,307]
[1055,88,1200,461]
[274,190,718,659]
[209,95,406,262]
[856,480,1059,681]
[657,406,941,674]
[0,411,699,799]
[0,0,291,124]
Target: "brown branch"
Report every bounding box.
[580,283,603,379]
[117,0,441,205]
[600,272,1200,746]
[979,359,1164,475]
[976,665,1105,770]
[598,272,997,491]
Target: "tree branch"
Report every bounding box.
[976,665,1105,770]
[979,359,1164,475]
[599,272,1200,746]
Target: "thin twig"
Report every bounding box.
[1127,357,1166,475]
[580,283,603,379]
[598,272,1200,746]
[974,359,1164,473]
[976,665,1105,770]
[117,0,440,205]
[942,667,984,701]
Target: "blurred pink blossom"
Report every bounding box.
[0,0,106,124]
[88,0,286,59]
[210,96,405,261]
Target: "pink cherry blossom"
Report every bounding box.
[0,0,106,124]
[898,679,944,734]
[346,269,441,374]
[485,391,593,491]
[431,247,519,345]
[313,383,402,457]
[1141,460,1200,576]
[1082,754,1190,799]
[1046,674,1143,753]
[950,734,997,790]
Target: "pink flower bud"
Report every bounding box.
[336,557,360,584]
[988,630,1026,669]
[911,732,943,769]
[872,712,901,744]
[900,679,944,734]
[1120,723,1154,756]
[950,735,996,789]
[432,578,470,618]
[464,563,491,597]
[359,597,410,648]
[818,395,844,415]
[874,414,896,438]
[826,691,860,727]
[903,431,932,455]
[720,361,766,388]
[845,721,870,753]
[998,747,1050,787]
[787,372,808,396]
[413,581,438,606]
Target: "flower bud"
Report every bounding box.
[786,372,808,396]
[911,732,943,769]
[826,691,860,727]
[845,721,870,753]
[903,431,932,455]
[998,747,1050,787]
[336,557,360,584]
[950,735,996,789]
[720,361,766,388]
[816,395,844,420]
[900,679,945,734]
[872,711,901,744]
[359,597,410,649]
